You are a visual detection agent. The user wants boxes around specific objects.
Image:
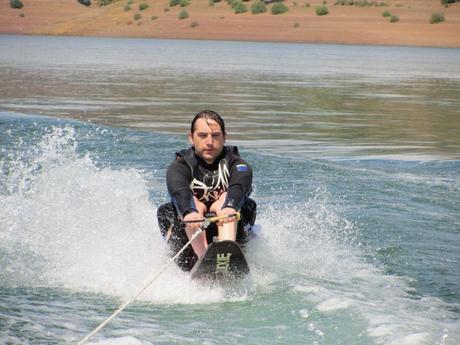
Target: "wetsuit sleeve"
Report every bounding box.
[166,159,197,218]
[222,157,252,211]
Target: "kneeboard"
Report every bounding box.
[190,240,249,280]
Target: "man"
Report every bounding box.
[157,110,256,271]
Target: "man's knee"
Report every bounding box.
[193,196,208,215]
[241,198,257,226]
[157,202,176,237]
[209,192,227,213]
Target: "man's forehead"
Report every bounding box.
[194,118,223,132]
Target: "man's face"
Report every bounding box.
[189,118,226,164]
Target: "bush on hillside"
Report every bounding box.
[178,9,189,18]
[271,2,288,14]
[251,1,267,14]
[97,0,116,6]
[170,0,181,6]
[382,10,391,17]
[227,0,237,8]
[233,0,248,13]
[10,0,23,9]
[441,0,458,4]
[78,0,92,6]
[315,4,328,15]
[389,15,399,22]
[180,0,190,7]
[334,0,388,6]
[430,12,445,24]
[139,3,149,10]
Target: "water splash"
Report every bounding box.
[0,123,238,305]
[1,120,458,344]
[246,192,459,345]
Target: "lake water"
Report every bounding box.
[0,35,459,345]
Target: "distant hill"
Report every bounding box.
[1,0,459,47]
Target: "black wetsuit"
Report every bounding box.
[167,145,252,217]
[158,145,256,271]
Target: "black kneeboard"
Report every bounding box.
[190,240,249,280]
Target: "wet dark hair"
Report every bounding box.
[190,110,226,135]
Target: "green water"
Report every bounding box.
[1,35,459,345]
[1,36,459,159]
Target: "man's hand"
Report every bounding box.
[183,211,204,231]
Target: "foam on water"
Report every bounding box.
[247,197,459,345]
[0,124,230,305]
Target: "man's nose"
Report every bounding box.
[205,135,214,145]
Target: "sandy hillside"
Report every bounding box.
[1,0,459,47]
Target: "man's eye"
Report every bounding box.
[198,134,207,139]
[212,133,222,139]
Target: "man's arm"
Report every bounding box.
[166,159,197,218]
[222,157,253,211]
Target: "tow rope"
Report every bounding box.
[76,212,240,345]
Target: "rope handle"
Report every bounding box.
[184,212,241,224]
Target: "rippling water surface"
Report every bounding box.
[1,35,459,345]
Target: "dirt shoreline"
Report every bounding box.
[1,0,459,48]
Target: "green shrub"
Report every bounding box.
[227,0,237,8]
[151,15,159,20]
[233,0,247,13]
[170,0,180,6]
[124,4,131,10]
[430,12,445,24]
[251,1,267,14]
[190,21,199,27]
[180,0,190,7]
[315,5,328,15]
[382,10,390,17]
[293,22,300,27]
[178,9,189,18]
[78,0,92,6]
[441,0,458,4]
[134,13,142,20]
[356,0,369,6]
[271,2,288,14]
[139,3,149,10]
[335,0,387,5]
[389,15,399,22]
[97,0,115,6]
[19,12,25,17]
[10,0,23,9]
